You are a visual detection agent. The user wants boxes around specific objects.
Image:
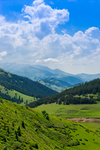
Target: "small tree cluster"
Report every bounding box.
[42,110,49,120]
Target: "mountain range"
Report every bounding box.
[0,63,100,92]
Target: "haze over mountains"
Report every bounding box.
[0,63,100,92]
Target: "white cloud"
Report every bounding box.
[44,58,58,62]
[0,51,7,57]
[33,0,44,6]
[0,51,7,60]
[22,0,69,39]
[0,1,100,74]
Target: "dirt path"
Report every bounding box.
[67,118,100,123]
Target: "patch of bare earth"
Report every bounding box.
[67,118,100,123]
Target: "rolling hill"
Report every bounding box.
[0,97,100,150]
[39,77,71,92]
[0,68,57,103]
[27,78,100,108]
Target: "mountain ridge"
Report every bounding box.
[0,68,58,103]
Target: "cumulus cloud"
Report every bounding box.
[0,0,100,73]
[22,0,69,39]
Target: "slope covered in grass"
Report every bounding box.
[0,97,100,150]
[0,68,57,102]
[0,85,36,105]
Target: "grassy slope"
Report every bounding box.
[0,98,100,150]
[0,85,36,105]
[34,102,100,132]
[0,68,58,98]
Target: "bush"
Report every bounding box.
[22,121,25,128]
[13,142,21,149]
[0,96,3,103]
[3,146,9,150]
[42,110,49,120]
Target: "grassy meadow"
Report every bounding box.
[34,102,100,118]
[34,102,100,131]
[0,85,36,105]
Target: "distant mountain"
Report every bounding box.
[5,64,84,91]
[39,77,71,92]
[0,68,58,103]
[9,65,54,81]
[57,76,84,86]
[77,73,100,81]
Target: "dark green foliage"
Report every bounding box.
[15,131,18,140]
[34,143,38,149]
[28,78,100,108]
[17,126,21,136]
[12,123,14,127]
[0,68,57,102]
[82,142,85,145]
[22,121,25,128]
[3,146,9,150]
[0,96,3,103]
[84,138,88,141]
[15,110,17,114]
[42,110,49,120]
[7,127,10,134]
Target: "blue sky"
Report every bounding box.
[0,0,100,74]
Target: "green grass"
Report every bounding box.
[81,122,100,132]
[0,98,100,150]
[34,102,100,118]
[0,85,36,105]
[34,102,100,133]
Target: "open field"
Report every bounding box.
[34,102,100,118]
[34,102,100,131]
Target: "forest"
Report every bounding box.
[28,78,100,108]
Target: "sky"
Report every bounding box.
[0,0,100,74]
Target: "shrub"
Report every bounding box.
[3,146,9,150]
[13,142,21,149]
[22,121,25,128]
[17,126,21,136]
[42,110,49,120]
[82,142,85,145]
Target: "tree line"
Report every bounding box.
[27,78,100,108]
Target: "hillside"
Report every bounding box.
[39,77,71,92]
[28,78,100,108]
[0,97,100,150]
[0,68,57,102]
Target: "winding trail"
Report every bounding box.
[67,118,100,123]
